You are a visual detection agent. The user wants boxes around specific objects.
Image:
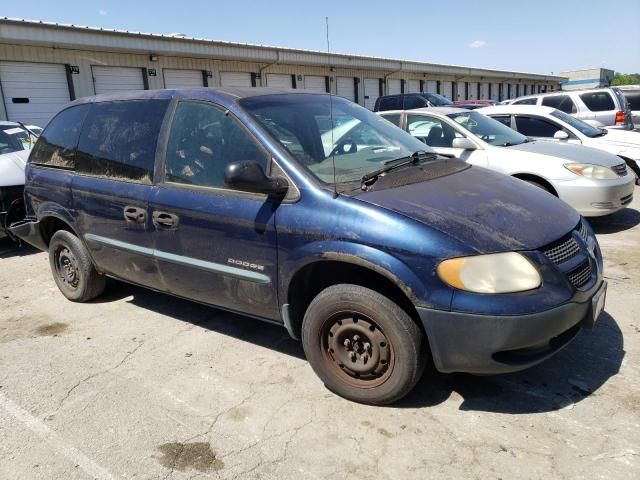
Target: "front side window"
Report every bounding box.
[76,100,169,183]
[164,101,268,189]
[241,94,433,186]
[579,91,615,112]
[448,111,528,146]
[29,105,89,169]
[407,115,460,148]
[513,98,537,105]
[541,95,577,114]
[515,116,562,137]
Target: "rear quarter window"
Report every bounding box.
[580,92,615,112]
[75,100,169,184]
[541,95,577,114]
[29,105,90,169]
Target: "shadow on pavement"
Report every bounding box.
[397,311,624,413]
[588,206,640,234]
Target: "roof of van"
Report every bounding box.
[68,87,328,107]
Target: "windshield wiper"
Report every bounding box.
[361,150,435,188]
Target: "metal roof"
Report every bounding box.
[0,17,566,82]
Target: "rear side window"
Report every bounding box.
[378,96,403,111]
[75,100,169,184]
[580,91,616,112]
[29,105,89,169]
[403,95,428,110]
[623,90,640,110]
[513,98,537,105]
[541,95,577,114]
[515,116,562,137]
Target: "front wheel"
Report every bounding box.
[302,284,426,405]
[49,230,106,302]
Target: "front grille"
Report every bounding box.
[612,163,628,176]
[567,261,592,289]
[542,235,580,265]
[621,193,633,205]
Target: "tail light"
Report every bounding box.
[615,111,626,125]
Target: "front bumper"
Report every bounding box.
[417,280,605,374]
[554,175,635,217]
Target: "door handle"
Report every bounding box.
[123,206,146,223]
[152,211,180,229]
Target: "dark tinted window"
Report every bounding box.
[541,95,577,113]
[515,116,562,137]
[513,98,537,105]
[381,114,402,127]
[580,91,615,112]
[76,100,169,183]
[165,101,268,189]
[491,115,512,127]
[403,95,428,110]
[30,105,89,168]
[378,96,403,111]
[622,90,640,110]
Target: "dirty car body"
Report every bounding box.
[11,89,607,403]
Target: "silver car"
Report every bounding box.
[379,108,635,217]
[510,87,634,131]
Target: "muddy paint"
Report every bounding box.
[157,442,224,473]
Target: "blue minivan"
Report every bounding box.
[11,88,607,404]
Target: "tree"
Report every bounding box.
[612,72,640,86]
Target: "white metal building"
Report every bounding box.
[0,17,565,126]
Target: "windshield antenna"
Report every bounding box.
[326,16,338,198]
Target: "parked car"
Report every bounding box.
[616,85,640,129]
[379,107,635,216]
[0,121,39,237]
[509,87,634,130]
[479,105,640,184]
[374,92,454,112]
[454,99,497,107]
[12,88,607,404]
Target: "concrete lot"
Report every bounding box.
[1,193,639,480]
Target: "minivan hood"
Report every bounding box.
[0,149,28,187]
[357,165,579,253]
[508,141,621,167]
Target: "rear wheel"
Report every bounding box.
[49,230,106,302]
[302,284,426,405]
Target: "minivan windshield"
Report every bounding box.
[240,94,435,186]
[0,124,37,154]
[447,111,528,146]
[550,110,607,138]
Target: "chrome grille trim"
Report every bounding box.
[567,261,592,289]
[612,163,627,176]
[542,236,580,265]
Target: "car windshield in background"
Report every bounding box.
[447,111,528,146]
[0,125,35,154]
[425,93,454,106]
[240,94,434,186]
[550,110,605,137]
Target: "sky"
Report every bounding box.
[3,0,639,75]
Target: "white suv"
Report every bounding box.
[510,87,634,130]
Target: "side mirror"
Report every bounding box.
[224,161,289,196]
[451,137,477,150]
[553,130,570,140]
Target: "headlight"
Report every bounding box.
[564,163,617,180]
[437,252,541,294]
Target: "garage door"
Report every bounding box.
[336,77,355,102]
[266,74,292,88]
[387,79,401,95]
[363,78,380,110]
[407,80,421,93]
[220,72,253,88]
[92,66,144,95]
[426,80,437,93]
[0,61,70,126]
[304,75,327,93]
[163,69,204,88]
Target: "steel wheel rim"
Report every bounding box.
[55,246,80,289]
[320,311,394,389]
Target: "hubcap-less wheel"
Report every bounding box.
[55,247,80,289]
[321,312,393,388]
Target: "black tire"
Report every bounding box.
[49,230,106,302]
[525,179,555,195]
[302,284,426,405]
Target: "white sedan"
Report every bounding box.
[479,105,640,185]
[378,108,635,217]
